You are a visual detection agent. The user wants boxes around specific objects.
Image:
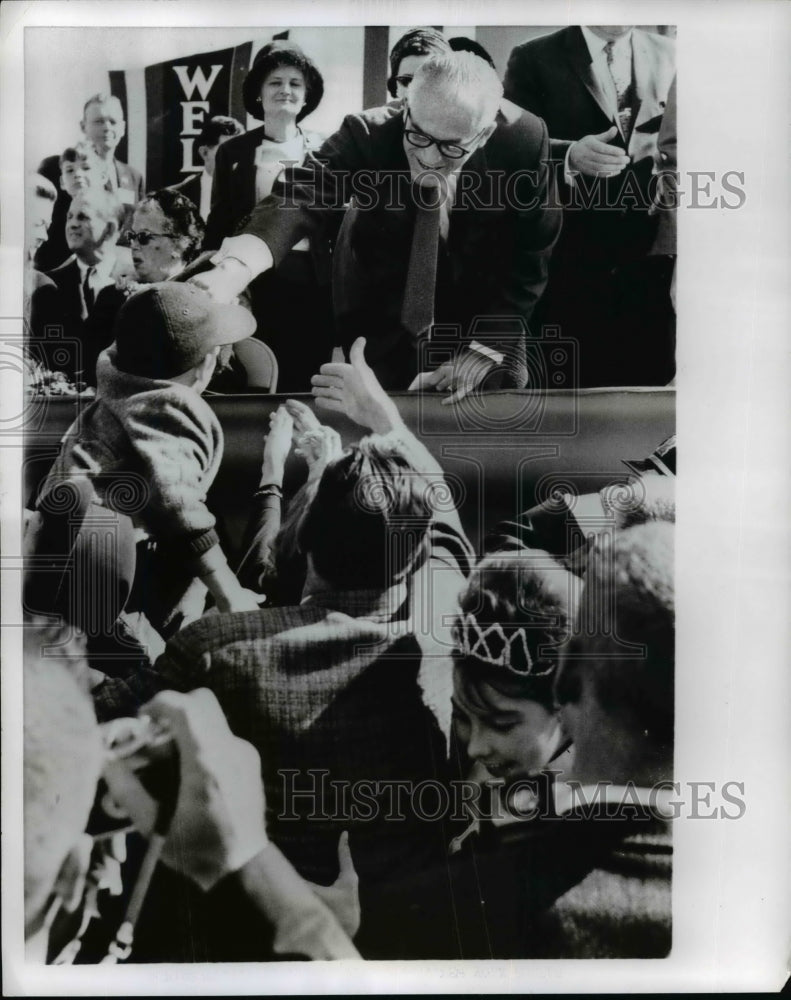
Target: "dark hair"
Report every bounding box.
[197,115,245,148]
[454,551,579,710]
[448,36,496,69]
[29,173,57,203]
[387,27,450,97]
[297,437,434,591]
[555,521,675,746]
[242,41,324,122]
[137,188,205,263]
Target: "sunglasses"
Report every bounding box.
[128,230,176,246]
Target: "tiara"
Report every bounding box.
[454,612,555,677]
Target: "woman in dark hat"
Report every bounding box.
[205,40,332,392]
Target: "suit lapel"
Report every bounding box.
[563,26,615,125]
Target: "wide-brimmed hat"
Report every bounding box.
[113,282,255,378]
[242,40,324,122]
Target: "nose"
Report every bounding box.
[465,721,492,763]
[420,143,445,166]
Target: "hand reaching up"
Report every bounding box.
[311,337,401,434]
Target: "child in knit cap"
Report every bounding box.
[30,282,259,640]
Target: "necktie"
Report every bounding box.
[82,267,96,316]
[605,39,634,140]
[401,193,441,342]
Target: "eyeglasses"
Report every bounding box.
[128,230,175,246]
[404,108,487,160]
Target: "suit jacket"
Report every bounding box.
[204,125,325,249]
[237,103,561,384]
[651,75,677,256]
[504,26,675,264]
[45,256,127,384]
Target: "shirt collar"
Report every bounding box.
[581,25,633,61]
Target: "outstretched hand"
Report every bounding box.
[311,337,401,433]
[568,127,630,178]
[409,348,496,405]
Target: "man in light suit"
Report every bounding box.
[504,26,676,386]
[189,52,561,396]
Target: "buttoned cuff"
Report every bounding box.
[563,143,577,187]
[211,235,274,279]
[469,341,504,366]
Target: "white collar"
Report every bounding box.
[581,25,633,61]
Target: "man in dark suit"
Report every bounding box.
[504,26,676,386]
[189,52,561,396]
[169,115,244,220]
[44,189,128,385]
[37,94,144,270]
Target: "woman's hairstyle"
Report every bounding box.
[137,188,205,263]
[448,36,497,69]
[453,550,579,710]
[242,40,324,122]
[387,27,450,97]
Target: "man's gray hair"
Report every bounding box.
[71,187,125,229]
[411,51,503,129]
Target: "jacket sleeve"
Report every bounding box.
[236,114,372,267]
[468,117,561,364]
[123,393,222,557]
[204,138,237,250]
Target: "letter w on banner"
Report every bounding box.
[109,35,288,192]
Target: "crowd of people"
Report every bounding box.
[21,25,677,966]
[25,26,676,396]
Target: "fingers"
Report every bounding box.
[141,688,229,764]
[336,830,358,884]
[311,373,344,390]
[312,389,344,407]
[349,337,368,368]
[442,382,473,406]
[594,126,619,141]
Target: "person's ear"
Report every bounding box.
[117,119,126,141]
[79,118,86,136]
[197,144,209,165]
[196,346,220,383]
[60,176,67,192]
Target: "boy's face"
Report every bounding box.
[60,156,96,199]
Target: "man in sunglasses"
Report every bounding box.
[189,51,560,398]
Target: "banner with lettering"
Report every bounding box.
[142,41,254,191]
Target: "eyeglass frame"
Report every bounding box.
[403,107,489,160]
[127,230,178,247]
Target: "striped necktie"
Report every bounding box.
[605,38,635,140]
